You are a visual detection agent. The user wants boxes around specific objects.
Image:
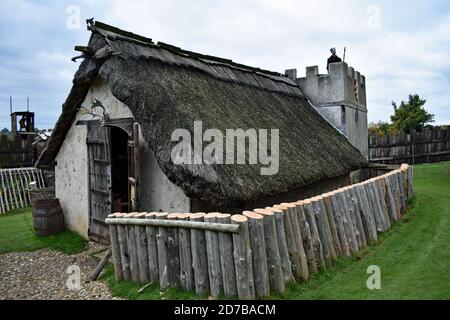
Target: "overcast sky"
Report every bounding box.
[1,0,450,129]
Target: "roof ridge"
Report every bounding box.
[92,20,286,79]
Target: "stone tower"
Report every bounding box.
[286,62,368,159]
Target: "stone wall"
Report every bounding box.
[294,62,368,158]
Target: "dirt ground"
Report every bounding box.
[0,243,121,300]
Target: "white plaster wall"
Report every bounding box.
[55,78,190,239]
[55,113,90,238]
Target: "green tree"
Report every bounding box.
[391,94,435,134]
[1,127,9,134]
[368,121,398,136]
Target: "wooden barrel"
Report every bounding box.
[32,198,64,236]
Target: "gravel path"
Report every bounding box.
[0,243,121,300]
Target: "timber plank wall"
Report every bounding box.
[106,164,413,299]
[0,134,34,168]
[369,126,450,165]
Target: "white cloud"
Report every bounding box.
[1,0,449,128]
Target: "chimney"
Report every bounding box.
[284,68,297,81]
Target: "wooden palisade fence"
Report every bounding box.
[106,164,414,299]
[0,167,46,214]
[369,126,450,164]
[0,134,34,168]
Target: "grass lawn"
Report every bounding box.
[104,161,450,300]
[0,207,86,255]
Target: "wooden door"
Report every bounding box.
[87,124,112,243]
[127,123,140,212]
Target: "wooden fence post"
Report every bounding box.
[167,213,181,287]
[145,212,159,284]
[315,198,337,261]
[265,207,294,284]
[281,203,309,280]
[216,213,237,297]
[328,193,351,257]
[383,175,399,221]
[302,200,326,269]
[231,215,255,299]
[204,213,223,297]
[273,204,303,278]
[253,209,285,293]
[156,212,170,289]
[125,212,141,282]
[374,179,391,229]
[363,181,384,233]
[320,194,342,257]
[107,213,123,280]
[190,213,209,295]
[293,203,318,273]
[354,184,377,243]
[115,213,131,281]
[135,212,150,283]
[243,211,270,297]
[347,187,368,248]
[335,190,359,253]
[178,213,195,292]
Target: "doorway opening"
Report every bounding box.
[110,126,129,213]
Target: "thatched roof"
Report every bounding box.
[37,20,367,205]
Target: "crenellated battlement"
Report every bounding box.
[294,62,366,110]
[288,61,368,159]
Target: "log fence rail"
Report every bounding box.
[106,164,414,299]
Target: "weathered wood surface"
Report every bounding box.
[328,193,351,257]
[253,209,285,293]
[294,203,318,272]
[189,213,209,295]
[125,212,140,282]
[91,245,112,281]
[281,203,309,280]
[363,181,384,233]
[204,213,223,297]
[178,213,195,292]
[368,126,450,165]
[104,164,413,299]
[105,217,240,233]
[273,204,302,279]
[134,212,150,283]
[107,213,123,280]
[383,175,398,221]
[335,191,359,254]
[156,212,170,289]
[347,188,368,248]
[167,213,181,287]
[216,214,237,297]
[354,185,377,244]
[265,207,294,284]
[0,167,46,214]
[302,201,325,269]
[145,212,159,283]
[116,213,131,281]
[321,195,342,257]
[231,215,255,299]
[243,211,270,297]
